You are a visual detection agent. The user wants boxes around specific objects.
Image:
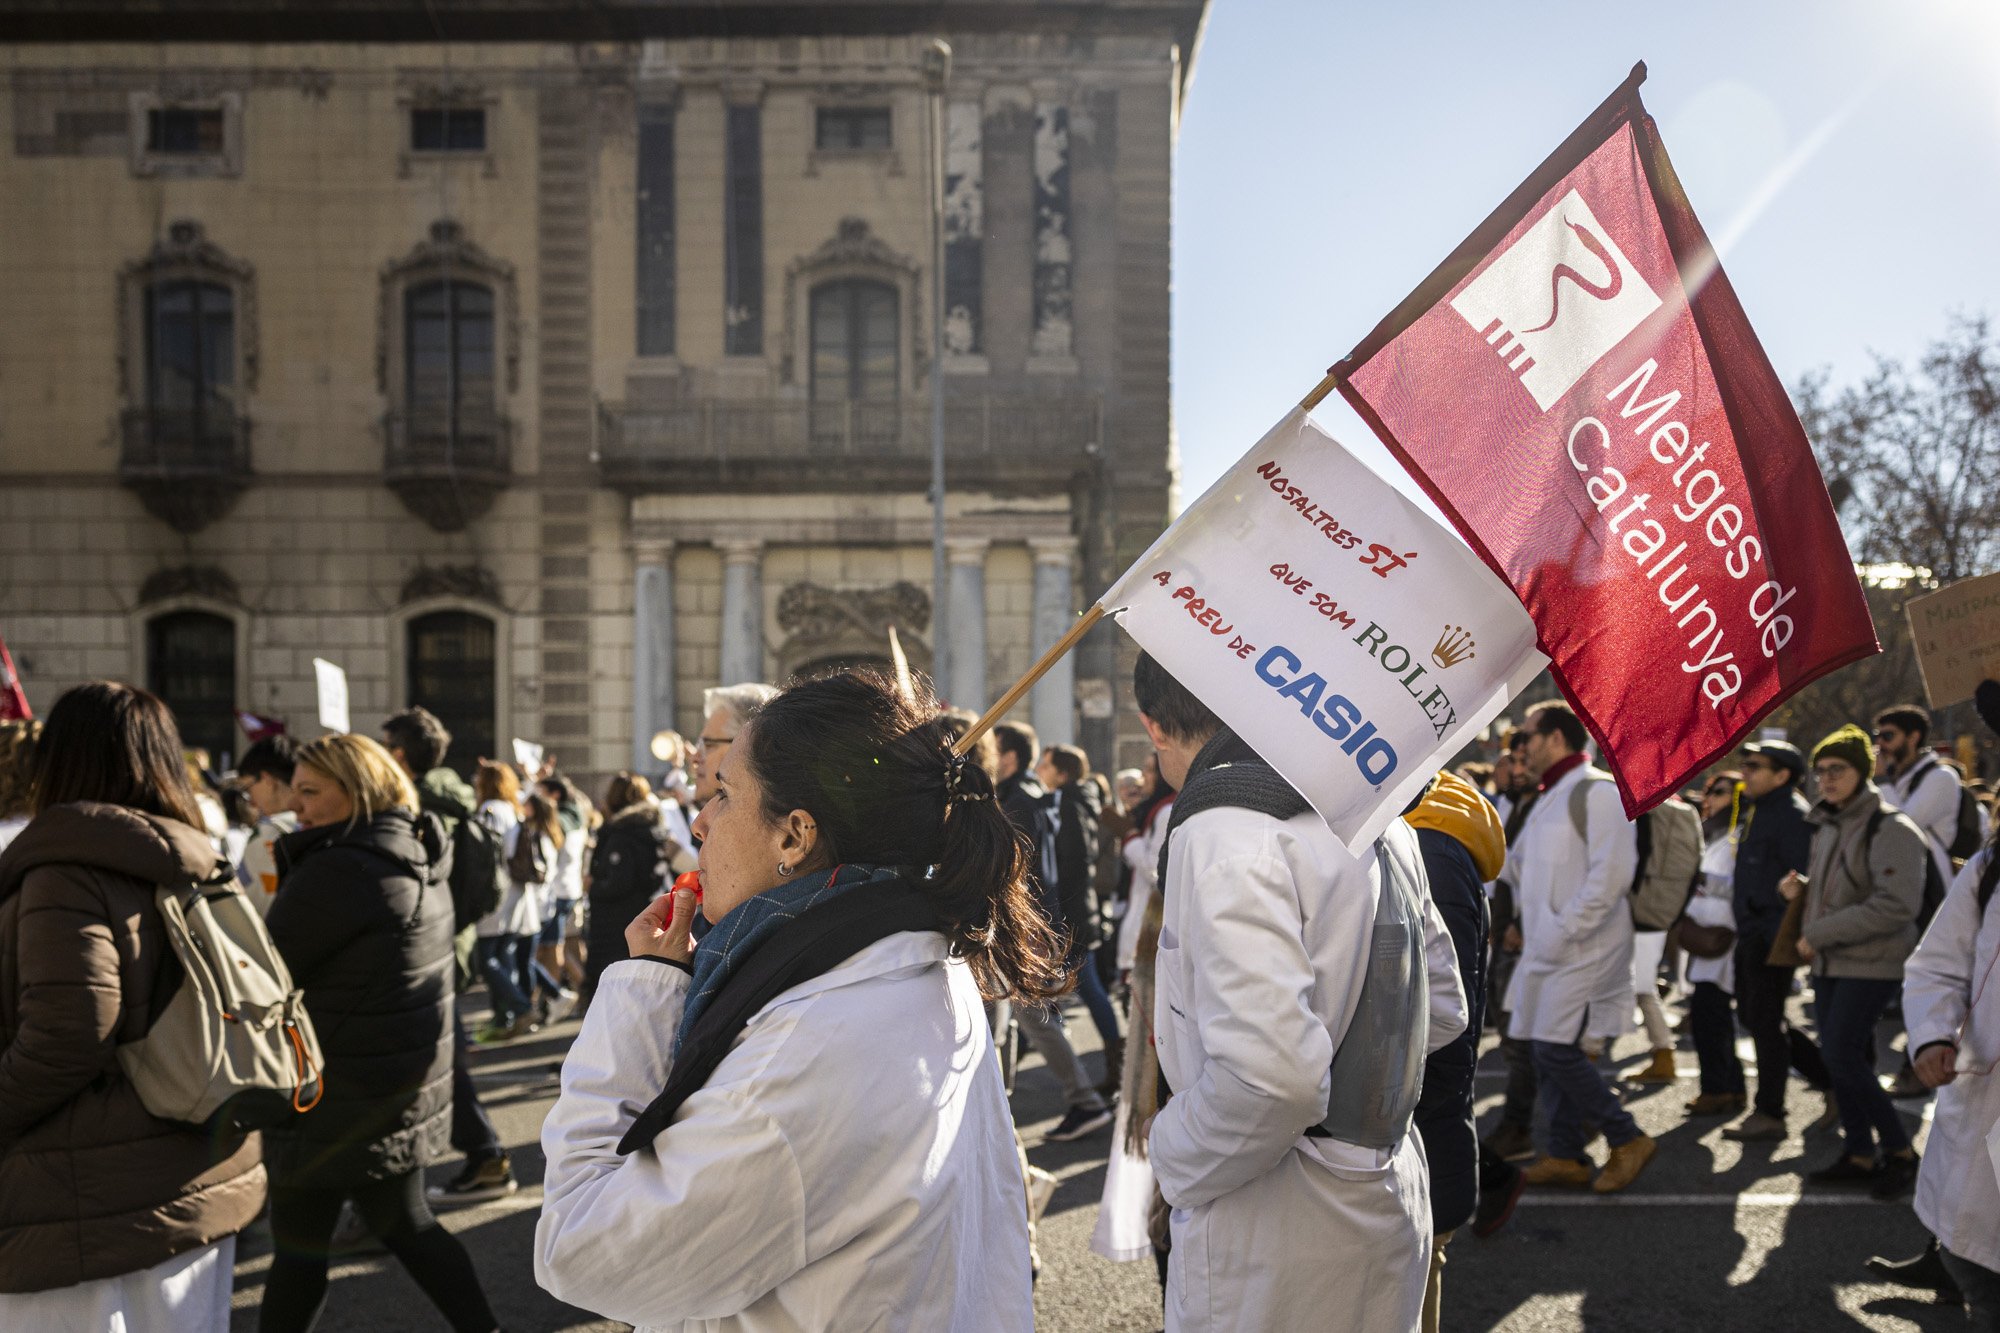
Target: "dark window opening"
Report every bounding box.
[815,106,892,152]
[147,610,236,771]
[723,105,763,356]
[636,103,676,357]
[147,107,224,156]
[144,279,236,454]
[404,279,496,450]
[411,107,487,153]
[407,611,496,778]
[810,279,899,403]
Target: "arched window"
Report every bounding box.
[406,610,496,777]
[146,610,237,768]
[404,278,497,448]
[810,278,899,403]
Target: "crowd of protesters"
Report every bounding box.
[0,658,1997,1331]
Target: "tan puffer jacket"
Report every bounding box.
[0,802,266,1293]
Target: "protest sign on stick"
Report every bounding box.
[1906,572,2000,709]
[513,738,546,774]
[1335,62,1877,815]
[1100,407,1547,852]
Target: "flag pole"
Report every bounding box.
[951,369,1345,757]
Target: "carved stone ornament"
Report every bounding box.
[781,217,925,384]
[399,563,505,609]
[775,580,932,677]
[138,564,242,607]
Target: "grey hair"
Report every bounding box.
[702,682,780,731]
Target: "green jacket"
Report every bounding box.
[415,766,481,990]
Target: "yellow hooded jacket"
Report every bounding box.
[1404,769,1506,882]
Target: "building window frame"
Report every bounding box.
[635,100,678,360]
[782,217,924,393]
[129,596,250,770]
[118,221,258,413]
[378,220,519,412]
[390,598,512,778]
[398,83,499,178]
[723,99,765,358]
[814,104,894,153]
[128,89,243,178]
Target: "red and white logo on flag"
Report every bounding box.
[1338,67,1876,813]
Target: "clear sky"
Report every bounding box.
[1170,0,2000,514]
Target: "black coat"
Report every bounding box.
[1052,781,1104,953]
[1732,785,1813,948]
[1412,825,1486,1234]
[585,802,668,986]
[997,772,1061,931]
[265,810,456,1187]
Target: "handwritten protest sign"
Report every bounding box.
[1906,571,2000,709]
[312,658,349,734]
[513,738,546,774]
[1102,407,1546,852]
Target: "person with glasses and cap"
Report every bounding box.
[1721,739,1835,1143]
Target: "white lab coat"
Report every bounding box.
[1905,849,2000,1274]
[1504,763,1640,1045]
[1150,809,1466,1333]
[1880,756,1963,887]
[536,935,1034,1333]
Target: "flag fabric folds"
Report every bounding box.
[0,630,28,722]
[1101,407,1546,852]
[1336,62,1876,816]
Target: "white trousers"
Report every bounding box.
[1631,929,1673,1050]
[0,1235,235,1333]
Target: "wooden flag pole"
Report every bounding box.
[951,367,1344,757]
[953,604,1105,756]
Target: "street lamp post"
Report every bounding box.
[924,39,952,701]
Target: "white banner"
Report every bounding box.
[513,737,546,774]
[1103,407,1547,852]
[312,657,350,735]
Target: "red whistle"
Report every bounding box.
[664,871,703,928]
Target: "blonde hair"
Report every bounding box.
[294,734,419,826]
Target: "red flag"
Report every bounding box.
[236,710,287,743]
[1336,63,1876,815]
[0,629,29,722]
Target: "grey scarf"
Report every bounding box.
[1156,728,1311,890]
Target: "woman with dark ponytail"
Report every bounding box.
[536,670,1059,1332]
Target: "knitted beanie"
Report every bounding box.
[1811,723,1875,782]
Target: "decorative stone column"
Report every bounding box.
[944,537,991,710]
[631,540,676,773]
[717,538,766,685]
[1028,536,1079,748]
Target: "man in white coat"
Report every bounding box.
[1135,653,1467,1333]
[1903,680,2000,1321]
[1504,701,1657,1193]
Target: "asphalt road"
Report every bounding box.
[231,988,1968,1333]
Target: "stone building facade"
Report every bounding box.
[0,2,1204,785]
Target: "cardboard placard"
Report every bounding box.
[1905,571,2000,709]
[312,658,350,734]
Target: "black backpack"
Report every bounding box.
[443,811,505,926]
[1865,809,1949,933]
[1947,783,1985,862]
[505,825,550,887]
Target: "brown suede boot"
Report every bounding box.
[1593,1134,1657,1193]
[1629,1049,1679,1085]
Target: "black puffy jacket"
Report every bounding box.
[1412,825,1486,1234]
[1053,780,1104,953]
[1732,785,1813,948]
[265,810,455,1187]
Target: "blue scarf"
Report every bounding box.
[674,862,898,1051]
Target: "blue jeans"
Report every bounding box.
[1530,1040,1641,1163]
[1073,950,1121,1050]
[478,936,534,1023]
[1812,974,1910,1157]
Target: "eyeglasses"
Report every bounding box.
[1813,763,1854,780]
[697,734,734,752]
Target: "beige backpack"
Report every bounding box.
[118,867,325,1128]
